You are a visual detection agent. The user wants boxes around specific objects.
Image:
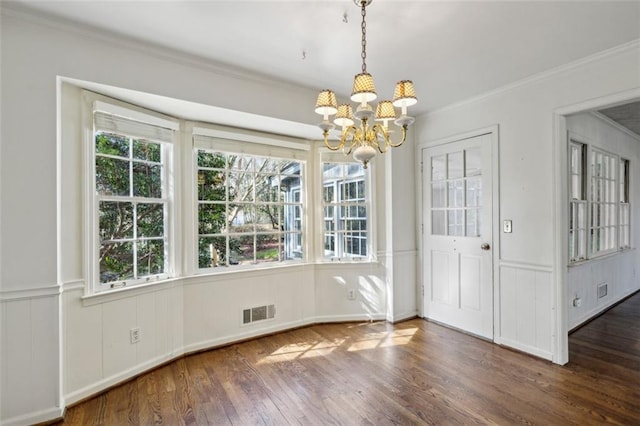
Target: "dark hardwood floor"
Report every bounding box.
[58,292,640,425]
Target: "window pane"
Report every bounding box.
[99,201,134,240]
[198,170,227,201]
[256,233,281,263]
[198,151,226,168]
[228,171,254,202]
[137,203,164,238]
[228,204,255,233]
[198,236,227,268]
[133,140,161,162]
[99,241,134,283]
[96,133,129,157]
[324,185,335,203]
[198,203,226,234]
[229,235,254,265]
[96,157,130,196]
[137,239,164,277]
[281,175,301,195]
[133,163,162,198]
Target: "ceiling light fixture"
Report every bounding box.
[314,0,417,169]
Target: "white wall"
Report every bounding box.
[415,41,640,361]
[566,112,640,330]
[1,7,416,425]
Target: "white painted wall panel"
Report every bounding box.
[102,298,137,378]
[63,287,103,396]
[1,295,61,424]
[499,265,553,358]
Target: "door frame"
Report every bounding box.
[416,125,500,340]
[552,88,640,365]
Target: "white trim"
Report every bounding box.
[64,353,177,406]
[193,125,310,152]
[0,285,61,302]
[590,111,640,142]
[1,406,65,426]
[81,277,182,307]
[61,280,85,292]
[94,100,179,131]
[428,40,640,117]
[553,87,640,366]
[496,337,553,361]
[498,260,553,273]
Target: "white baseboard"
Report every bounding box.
[2,406,64,426]
[495,337,553,361]
[64,353,177,406]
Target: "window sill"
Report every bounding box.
[568,247,635,268]
[82,277,182,307]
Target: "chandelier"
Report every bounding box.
[314,0,417,169]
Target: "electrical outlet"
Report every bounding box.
[347,289,356,300]
[130,327,141,344]
[572,296,582,307]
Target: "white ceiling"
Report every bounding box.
[9,0,640,116]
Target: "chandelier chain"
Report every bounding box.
[360,0,367,73]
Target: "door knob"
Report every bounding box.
[481,243,491,251]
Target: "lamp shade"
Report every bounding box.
[334,104,355,127]
[315,90,338,115]
[375,100,396,121]
[350,73,377,104]
[392,80,417,107]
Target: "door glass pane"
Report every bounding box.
[448,180,464,207]
[466,209,480,237]
[431,155,446,181]
[431,182,446,208]
[448,152,463,179]
[447,209,464,236]
[465,147,481,177]
[466,178,482,207]
[432,210,445,235]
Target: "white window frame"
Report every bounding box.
[619,158,631,250]
[568,135,631,264]
[191,125,309,272]
[320,155,372,261]
[83,93,178,294]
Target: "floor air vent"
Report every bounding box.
[242,304,275,325]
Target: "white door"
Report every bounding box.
[422,133,494,339]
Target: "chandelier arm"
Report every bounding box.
[379,124,408,148]
[323,129,343,151]
[342,126,359,155]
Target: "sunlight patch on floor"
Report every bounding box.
[346,328,418,352]
[257,338,347,364]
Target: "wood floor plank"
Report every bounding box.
[57,291,640,425]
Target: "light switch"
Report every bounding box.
[503,220,512,233]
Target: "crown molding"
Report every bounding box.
[0,2,314,94]
[590,111,640,142]
[427,39,640,117]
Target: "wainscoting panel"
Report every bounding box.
[498,263,553,360]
